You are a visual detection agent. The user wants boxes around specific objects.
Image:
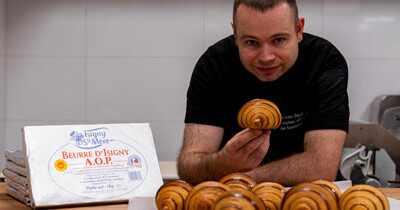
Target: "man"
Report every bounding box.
[177,0,349,186]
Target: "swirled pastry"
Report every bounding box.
[339,184,389,210]
[237,99,282,129]
[155,180,193,210]
[311,179,341,203]
[219,173,257,191]
[282,183,338,210]
[184,181,230,210]
[252,182,287,210]
[214,188,266,210]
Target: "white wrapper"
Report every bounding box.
[23,123,163,208]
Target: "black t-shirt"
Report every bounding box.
[185,33,349,163]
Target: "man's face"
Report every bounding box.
[232,3,304,82]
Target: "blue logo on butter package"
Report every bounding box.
[69,127,112,149]
[128,155,142,168]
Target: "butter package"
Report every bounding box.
[22,123,163,208]
[4,150,26,167]
[5,160,27,176]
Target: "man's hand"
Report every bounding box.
[177,124,270,184]
[220,129,270,172]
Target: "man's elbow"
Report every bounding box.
[176,157,187,179]
[321,172,337,182]
[176,162,188,181]
[177,166,201,185]
[315,165,339,182]
[176,156,198,184]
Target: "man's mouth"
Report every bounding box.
[255,65,280,74]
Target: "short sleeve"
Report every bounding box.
[304,47,350,132]
[184,55,226,128]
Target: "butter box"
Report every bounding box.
[22,123,163,208]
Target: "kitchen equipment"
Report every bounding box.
[371,95,400,138]
[340,122,400,187]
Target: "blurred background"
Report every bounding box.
[1,0,400,172]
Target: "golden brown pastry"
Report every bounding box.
[184,181,230,210]
[282,183,338,210]
[339,184,389,210]
[237,99,282,129]
[214,188,266,210]
[311,179,341,203]
[155,180,193,210]
[219,173,257,191]
[252,182,287,210]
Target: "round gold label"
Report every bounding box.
[55,159,67,171]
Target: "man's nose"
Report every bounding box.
[258,45,275,62]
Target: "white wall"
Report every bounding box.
[0,0,6,171]
[1,0,400,170]
[323,0,400,121]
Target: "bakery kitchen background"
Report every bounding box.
[1,0,400,209]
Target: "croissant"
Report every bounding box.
[282,183,338,210]
[214,188,266,210]
[155,180,193,210]
[311,179,341,203]
[184,181,230,210]
[237,99,282,129]
[339,184,389,210]
[219,173,257,191]
[252,182,287,210]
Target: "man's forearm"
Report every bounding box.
[246,129,346,186]
[245,151,340,186]
[177,151,236,184]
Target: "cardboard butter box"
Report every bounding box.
[22,123,163,208]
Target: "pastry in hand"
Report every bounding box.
[237,99,282,129]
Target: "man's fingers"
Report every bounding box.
[234,131,271,170]
[263,129,271,136]
[225,129,263,153]
[220,130,271,172]
[239,130,270,156]
[248,132,270,161]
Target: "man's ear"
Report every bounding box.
[296,17,305,43]
[231,21,238,45]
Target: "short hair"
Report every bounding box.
[233,0,299,27]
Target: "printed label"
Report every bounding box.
[279,112,306,131]
[47,127,148,199]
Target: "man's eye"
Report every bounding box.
[245,40,259,47]
[274,38,286,44]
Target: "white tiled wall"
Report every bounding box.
[87,0,204,58]
[2,0,400,171]
[6,0,86,56]
[204,0,233,48]
[6,57,86,121]
[323,0,400,121]
[86,57,194,122]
